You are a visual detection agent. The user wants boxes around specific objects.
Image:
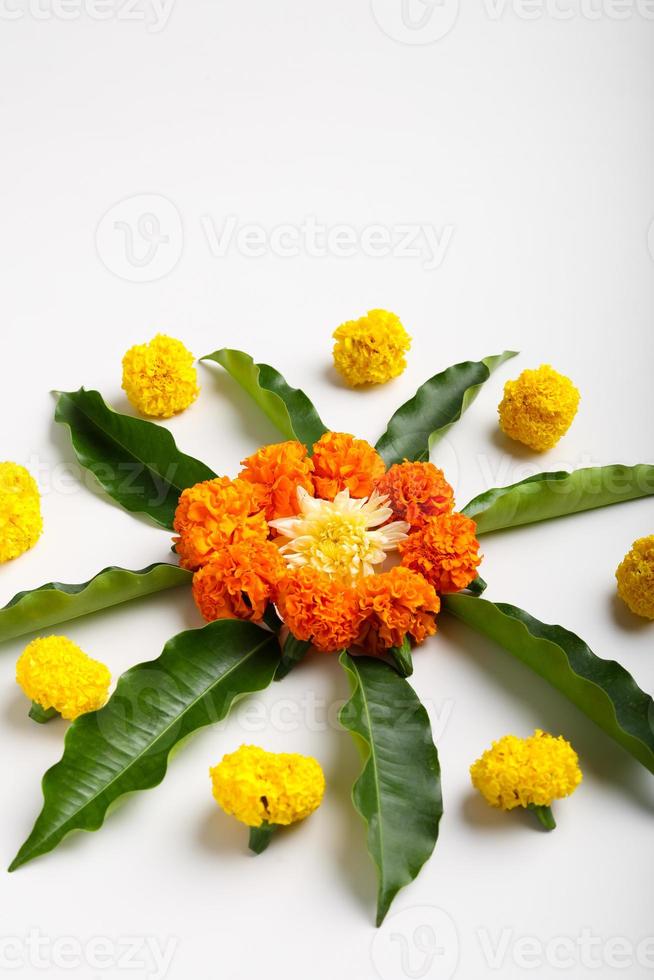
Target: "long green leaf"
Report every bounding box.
[0,564,191,644]
[10,620,280,870]
[339,652,442,925]
[55,389,216,529]
[443,594,654,774]
[375,351,517,466]
[463,464,654,534]
[201,349,329,448]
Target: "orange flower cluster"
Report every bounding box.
[174,437,481,658]
[400,512,481,593]
[376,461,454,529]
[311,431,385,500]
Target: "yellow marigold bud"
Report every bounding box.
[16,636,111,721]
[332,309,411,386]
[122,333,199,418]
[471,730,581,828]
[0,462,43,563]
[616,535,654,619]
[498,364,580,451]
[210,745,325,828]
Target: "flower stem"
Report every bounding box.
[531,804,556,830]
[388,636,413,677]
[275,636,312,681]
[29,702,58,724]
[248,822,276,854]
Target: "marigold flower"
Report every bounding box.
[276,566,364,653]
[239,441,314,522]
[470,730,582,825]
[193,539,286,622]
[210,745,325,828]
[356,567,440,654]
[312,431,386,500]
[376,460,454,529]
[122,333,199,418]
[16,636,111,721]
[270,487,408,582]
[332,309,411,386]
[399,512,481,593]
[0,462,43,563]
[615,535,654,620]
[173,476,269,570]
[498,364,580,452]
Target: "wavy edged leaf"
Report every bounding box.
[0,564,191,644]
[339,652,442,925]
[443,594,654,774]
[202,349,328,447]
[375,351,517,466]
[10,620,280,870]
[55,389,216,529]
[463,464,654,534]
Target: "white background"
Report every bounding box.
[1,1,654,978]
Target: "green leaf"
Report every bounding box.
[375,351,517,466]
[201,349,329,448]
[55,389,216,529]
[463,464,654,534]
[443,594,654,775]
[338,652,442,926]
[10,620,280,870]
[0,563,191,644]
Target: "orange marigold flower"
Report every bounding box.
[356,566,440,654]
[311,431,385,500]
[400,512,482,593]
[376,461,454,529]
[173,476,268,570]
[239,441,314,522]
[193,539,286,622]
[276,566,364,653]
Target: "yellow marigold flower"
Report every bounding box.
[0,462,43,563]
[276,566,365,653]
[356,566,440,654]
[616,535,654,619]
[173,476,269,570]
[376,460,454,529]
[470,730,582,829]
[399,512,481,593]
[498,364,580,452]
[332,309,411,386]
[192,539,286,622]
[210,745,325,828]
[122,333,199,418]
[239,441,314,522]
[312,431,386,500]
[16,636,111,721]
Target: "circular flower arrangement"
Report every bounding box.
[2,338,653,928]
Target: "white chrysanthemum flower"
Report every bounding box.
[270,487,409,581]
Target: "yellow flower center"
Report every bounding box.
[270,487,410,582]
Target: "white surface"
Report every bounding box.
[1,3,654,978]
